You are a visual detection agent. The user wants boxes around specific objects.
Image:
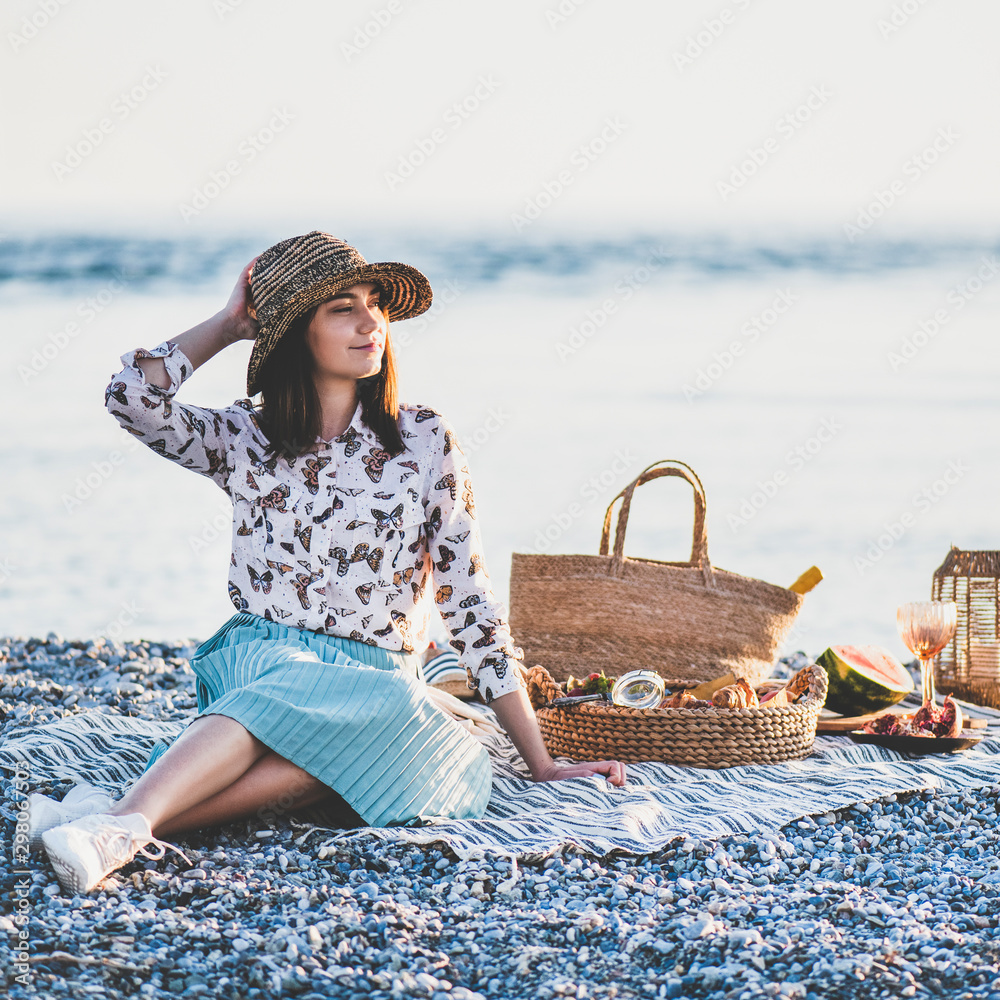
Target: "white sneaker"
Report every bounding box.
[42,812,191,895]
[28,783,117,852]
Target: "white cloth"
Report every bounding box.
[105,340,524,702]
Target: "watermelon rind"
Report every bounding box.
[817,645,915,716]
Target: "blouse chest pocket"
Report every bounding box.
[336,488,427,595]
[230,455,320,576]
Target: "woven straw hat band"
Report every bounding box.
[245,231,433,396]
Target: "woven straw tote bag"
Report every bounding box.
[508,460,804,687]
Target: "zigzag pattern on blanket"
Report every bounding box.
[0,714,184,794]
[4,706,1000,861]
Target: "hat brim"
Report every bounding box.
[246,261,432,396]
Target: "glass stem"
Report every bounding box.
[920,655,936,705]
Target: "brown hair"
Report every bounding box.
[254,301,406,461]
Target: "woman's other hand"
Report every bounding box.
[532,759,627,787]
[223,258,260,342]
[487,687,627,788]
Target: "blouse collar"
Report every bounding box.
[314,398,380,451]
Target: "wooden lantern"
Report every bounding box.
[932,546,1000,708]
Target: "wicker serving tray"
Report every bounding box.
[525,664,828,769]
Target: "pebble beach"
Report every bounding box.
[3,635,1000,1000]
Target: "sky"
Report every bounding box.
[2,0,997,239]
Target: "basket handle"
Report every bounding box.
[599,459,714,586]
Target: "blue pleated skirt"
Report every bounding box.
[141,612,493,827]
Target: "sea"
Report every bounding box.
[3,229,999,663]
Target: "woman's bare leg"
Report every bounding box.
[107,714,272,829]
[152,751,336,839]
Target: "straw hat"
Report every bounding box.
[246,231,433,395]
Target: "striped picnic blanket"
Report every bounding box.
[3,691,1000,860]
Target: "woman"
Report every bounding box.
[36,231,626,894]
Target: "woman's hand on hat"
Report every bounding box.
[532,759,627,787]
[222,258,261,343]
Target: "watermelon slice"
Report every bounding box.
[816,644,915,716]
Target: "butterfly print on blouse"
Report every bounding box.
[291,569,323,610]
[226,418,241,435]
[447,531,470,543]
[469,553,485,577]
[434,473,457,500]
[435,545,456,573]
[370,504,404,537]
[178,408,206,438]
[372,491,394,500]
[435,585,453,604]
[293,519,312,552]
[349,630,377,647]
[252,513,274,545]
[459,594,482,608]
[328,607,356,618]
[266,559,294,576]
[330,547,353,577]
[247,566,273,594]
[362,447,391,484]
[336,486,365,497]
[311,497,343,524]
[406,523,427,555]
[302,456,331,494]
[105,382,128,406]
[414,407,436,422]
[350,543,383,574]
[443,428,459,455]
[355,582,374,606]
[228,581,249,611]
[425,505,443,540]
[139,395,158,409]
[461,483,476,518]
[472,623,497,649]
[362,614,372,628]
[237,519,251,536]
[399,460,419,480]
[247,445,278,477]
[335,426,362,457]
[270,607,292,620]
[393,566,415,588]
[246,470,260,491]
[260,484,291,511]
[372,621,394,638]
[204,447,225,479]
[482,654,509,679]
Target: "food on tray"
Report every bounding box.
[712,679,759,709]
[862,694,963,738]
[660,688,713,710]
[564,671,611,698]
[759,687,789,708]
[687,671,736,701]
[816,644,914,715]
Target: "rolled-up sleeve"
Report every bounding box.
[105,340,246,495]
[426,417,524,703]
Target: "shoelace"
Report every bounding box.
[95,827,192,872]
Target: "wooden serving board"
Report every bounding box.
[817,706,988,733]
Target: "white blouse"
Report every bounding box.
[105,340,525,703]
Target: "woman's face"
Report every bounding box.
[304,281,387,384]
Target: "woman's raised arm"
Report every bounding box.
[136,259,259,388]
[105,259,262,493]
